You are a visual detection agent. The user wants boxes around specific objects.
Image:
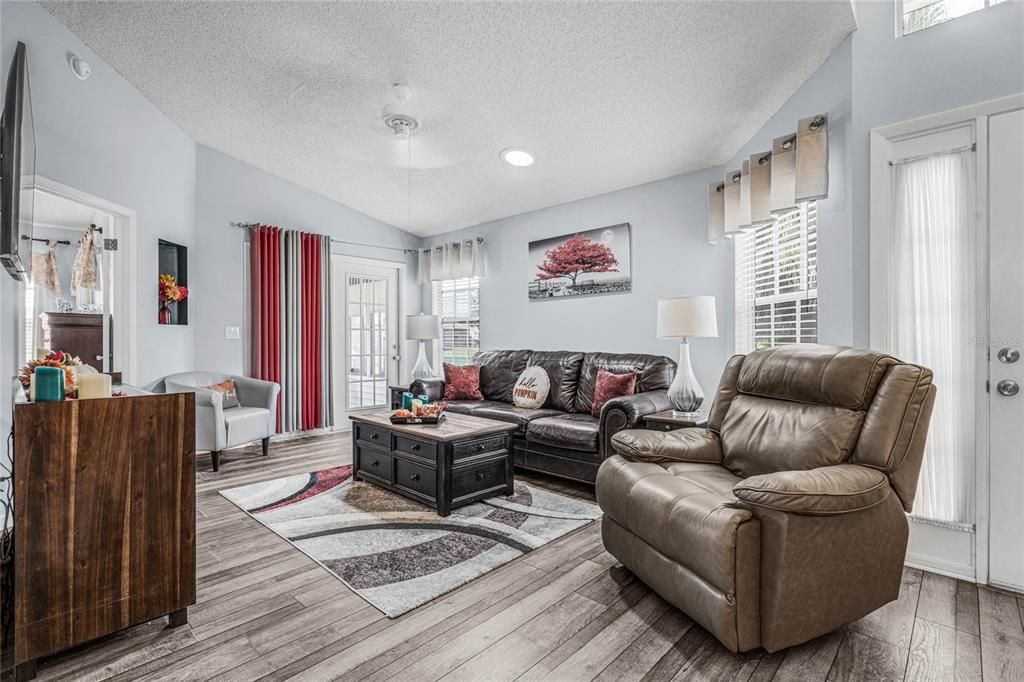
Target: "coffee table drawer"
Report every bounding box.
[355,423,390,448]
[394,434,437,460]
[454,434,507,459]
[452,457,509,500]
[395,458,437,500]
[356,447,394,483]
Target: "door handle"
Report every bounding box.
[997,348,1020,364]
[996,380,1020,397]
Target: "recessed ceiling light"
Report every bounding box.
[501,148,534,167]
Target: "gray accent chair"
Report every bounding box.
[164,371,280,472]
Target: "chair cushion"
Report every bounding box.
[526,413,600,452]
[443,363,484,400]
[527,351,584,412]
[223,407,272,447]
[596,457,753,596]
[720,395,865,478]
[469,403,564,434]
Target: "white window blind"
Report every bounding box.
[735,201,818,354]
[432,277,480,367]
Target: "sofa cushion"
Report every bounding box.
[596,456,754,597]
[513,366,551,409]
[470,403,564,434]
[720,395,865,478]
[592,369,637,417]
[444,399,506,416]
[527,413,600,452]
[443,363,484,400]
[527,350,584,412]
[474,350,531,402]
[576,352,675,416]
[223,407,272,447]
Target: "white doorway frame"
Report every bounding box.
[869,93,1024,583]
[331,254,407,430]
[17,177,138,385]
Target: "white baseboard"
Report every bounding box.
[906,517,976,581]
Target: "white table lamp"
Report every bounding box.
[657,296,718,416]
[406,314,441,382]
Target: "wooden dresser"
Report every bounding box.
[11,392,196,680]
[40,313,104,371]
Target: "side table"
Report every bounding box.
[642,409,708,432]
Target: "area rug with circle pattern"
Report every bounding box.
[219,466,602,617]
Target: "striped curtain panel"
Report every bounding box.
[249,225,333,433]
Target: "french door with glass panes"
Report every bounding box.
[332,258,400,424]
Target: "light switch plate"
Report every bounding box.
[225,326,240,340]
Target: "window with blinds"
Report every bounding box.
[432,277,481,367]
[735,201,818,354]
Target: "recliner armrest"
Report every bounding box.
[610,427,723,464]
[410,377,446,403]
[733,464,890,516]
[598,390,672,458]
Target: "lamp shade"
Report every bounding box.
[406,314,440,340]
[656,296,718,339]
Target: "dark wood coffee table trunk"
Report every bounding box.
[349,412,517,516]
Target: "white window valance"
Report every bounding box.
[709,112,829,243]
[417,238,485,283]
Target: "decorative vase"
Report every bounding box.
[159,301,171,325]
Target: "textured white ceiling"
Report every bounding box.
[41,1,855,236]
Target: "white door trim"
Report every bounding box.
[869,92,1024,583]
[21,176,138,385]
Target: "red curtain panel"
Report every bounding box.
[250,225,331,433]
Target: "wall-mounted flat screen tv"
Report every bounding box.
[1,41,36,282]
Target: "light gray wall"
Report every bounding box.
[1,2,197,454]
[848,0,1024,346]
[423,168,734,397]
[193,145,423,378]
[422,36,854,394]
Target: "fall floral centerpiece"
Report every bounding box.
[19,350,83,393]
[159,273,189,324]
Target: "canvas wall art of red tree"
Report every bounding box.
[528,223,632,300]
[535,234,619,287]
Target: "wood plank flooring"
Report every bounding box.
[25,432,1024,681]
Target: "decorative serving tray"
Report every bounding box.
[389,412,447,425]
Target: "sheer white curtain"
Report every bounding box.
[417,239,485,283]
[889,148,975,525]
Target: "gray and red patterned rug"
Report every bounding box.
[219,466,602,617]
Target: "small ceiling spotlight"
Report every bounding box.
[68,54,92,80]
[501,148,534,167]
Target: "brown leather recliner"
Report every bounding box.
[596,344,936,653]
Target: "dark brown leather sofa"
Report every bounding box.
[411,349,675,482]
[596,344,936,653]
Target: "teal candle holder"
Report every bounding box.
[417,394,430,405]
[34,366,66,403]
[402,392,414,410]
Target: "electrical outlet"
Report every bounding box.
[225,326,240,340]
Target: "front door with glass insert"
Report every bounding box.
[332,258,400,424]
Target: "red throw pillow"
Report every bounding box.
[443,363,484,401]
[592,369,638,417]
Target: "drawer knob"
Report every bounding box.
[478,444,486,451]
[411,473,421,481]
[371,460,379,467]
[411,443,421,451]
[475,472,484,481]
[370,433,378,440]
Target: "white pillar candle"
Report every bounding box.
[29,374,36,401]
[78,373,112,399]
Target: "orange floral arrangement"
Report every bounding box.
[159,273,189,303]
[19,350,82,391]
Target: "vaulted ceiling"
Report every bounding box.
[42,1,855,236]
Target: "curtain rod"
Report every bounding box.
[231,222,483,255]
[30,237,72,246]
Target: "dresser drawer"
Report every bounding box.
[394,434,437,460]
[355,423,391,448]
[395,458,437,500]
[356,447,394,483]
[452,457,510,500]
[454,434,508,459]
